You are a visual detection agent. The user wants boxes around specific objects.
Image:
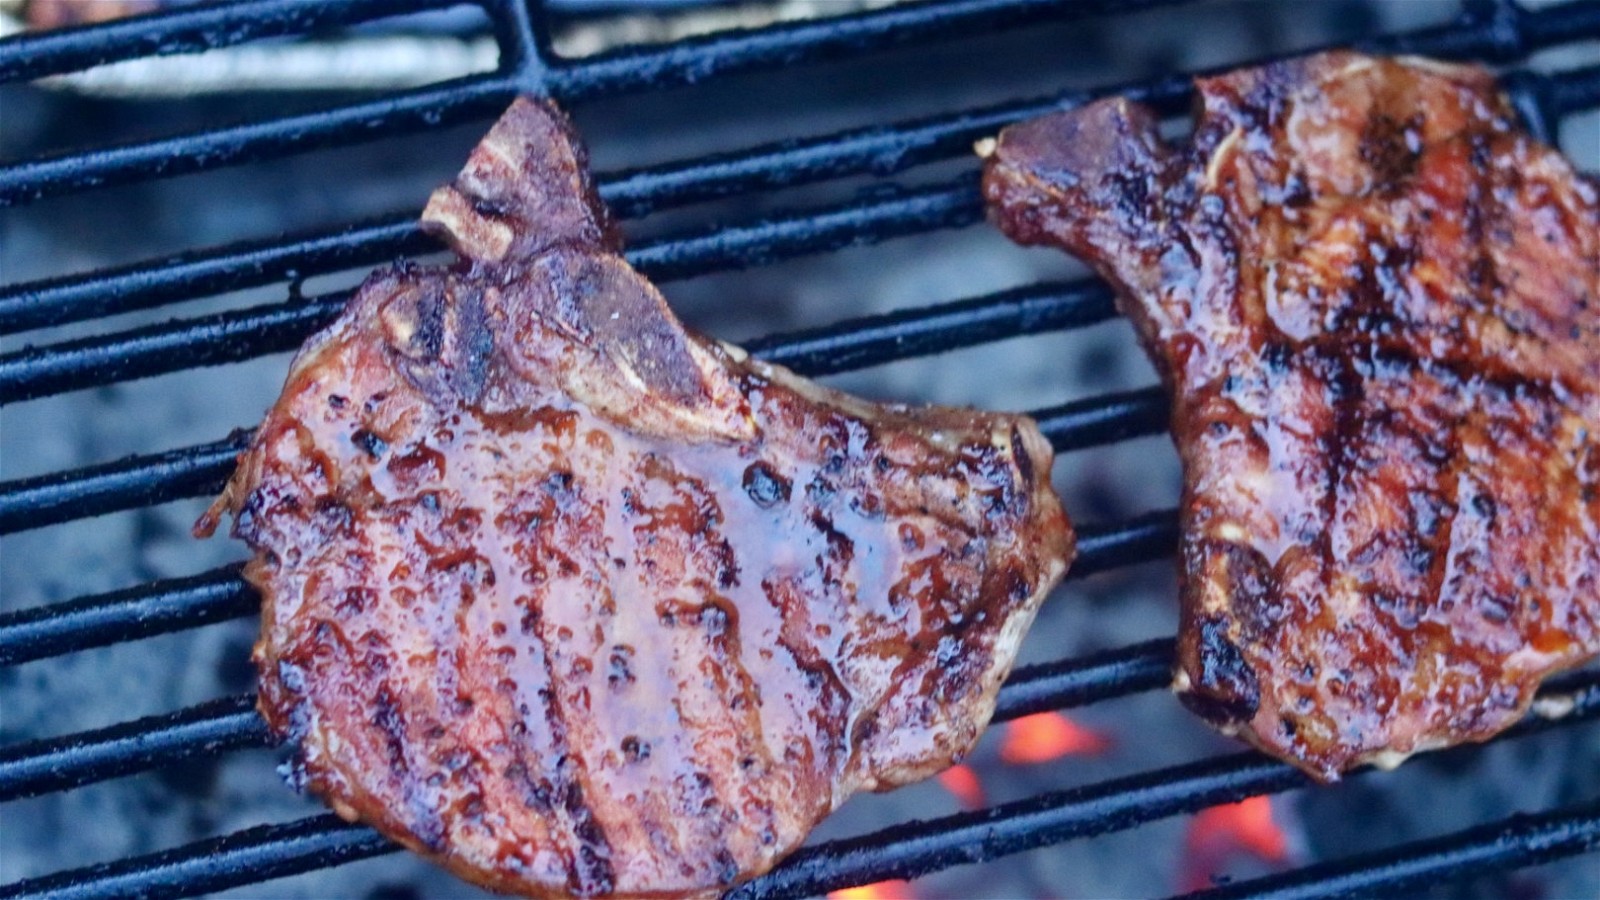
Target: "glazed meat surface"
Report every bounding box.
[199,98,1073,898]
[983,52,1599,780]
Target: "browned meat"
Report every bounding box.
[197,97,1074,898]
[24,0,161,30]
[982,51,1600,781]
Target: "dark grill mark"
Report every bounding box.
[351,429,388,459]
[1184,615,1261,725]
[742,461,791,508]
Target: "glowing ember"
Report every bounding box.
[1181,795,1290,891]
[936,764,986,809]
[998,712,1112,764]
[827,879,915,900]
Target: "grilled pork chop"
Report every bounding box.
[198,97,1074,898]
[982,52,1599,780]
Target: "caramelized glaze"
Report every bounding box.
[983,52,1599,780]
[200,97,1074,898]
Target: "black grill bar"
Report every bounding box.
[8,4,1600,334]
[0,215,424,336]
[0,626,1173,803]
[0,177,984,403]
[542,0,1192,103]
[741,758,1306,900]
[1551,62,1600,113]
[0,293,345,406]
[0,0,460,84]
[1179,798,1600,900]
[0,434,250,536]
[741,671,1600,899]
[994,638,1172,721]
[0,277,1136,535]
[7,669,1592,900]
[7,49,1599,398]
[0,74,525,208]
[0,0,1202,207]
[0,814,389,900]
[748,279,1116,371]
[0,695,269,805]
[0,477,1171,670]
[13,24,1600,341]
[6,0,1600,896]
[1033,387,1169,457]
[1068,508,1179,578]
[0,566,251,668]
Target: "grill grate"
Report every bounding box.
[2,0,1598,898]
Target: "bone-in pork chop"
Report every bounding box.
[983,52,1598,780]
[198,97,1074,897]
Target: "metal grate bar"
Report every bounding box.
[1032,387,1168,457]
[0,0,1202,207]
[1551,62,1600,113]
[0,434,251,536]
[0,814,389,900]
[0,695,269,804]
[741,670,1600,899]
[0,484,1171,671]
[1178,797,1600,900]
[6,0,1600,897]
[0,566,251,668]
[16,19,1600,338]
[0,0,462,84]
[0,293,345,406]
[0,625,1173,802]
[0,215,424,336]
[0,74,524,207]
[0,177,983,403]
[8,669,1593,900]
[541,0,1192,102]
[0,277,1124,531]
[0,372,1161,549]
[9,52,1600,399]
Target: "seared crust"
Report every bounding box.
[201,98,1074,898]
[982,52,1600,781]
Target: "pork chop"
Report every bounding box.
[198,97,1074,897]
[982,51,1599,780]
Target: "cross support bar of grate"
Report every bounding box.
[1179,797,1600,900]
[6,669,1593,900]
